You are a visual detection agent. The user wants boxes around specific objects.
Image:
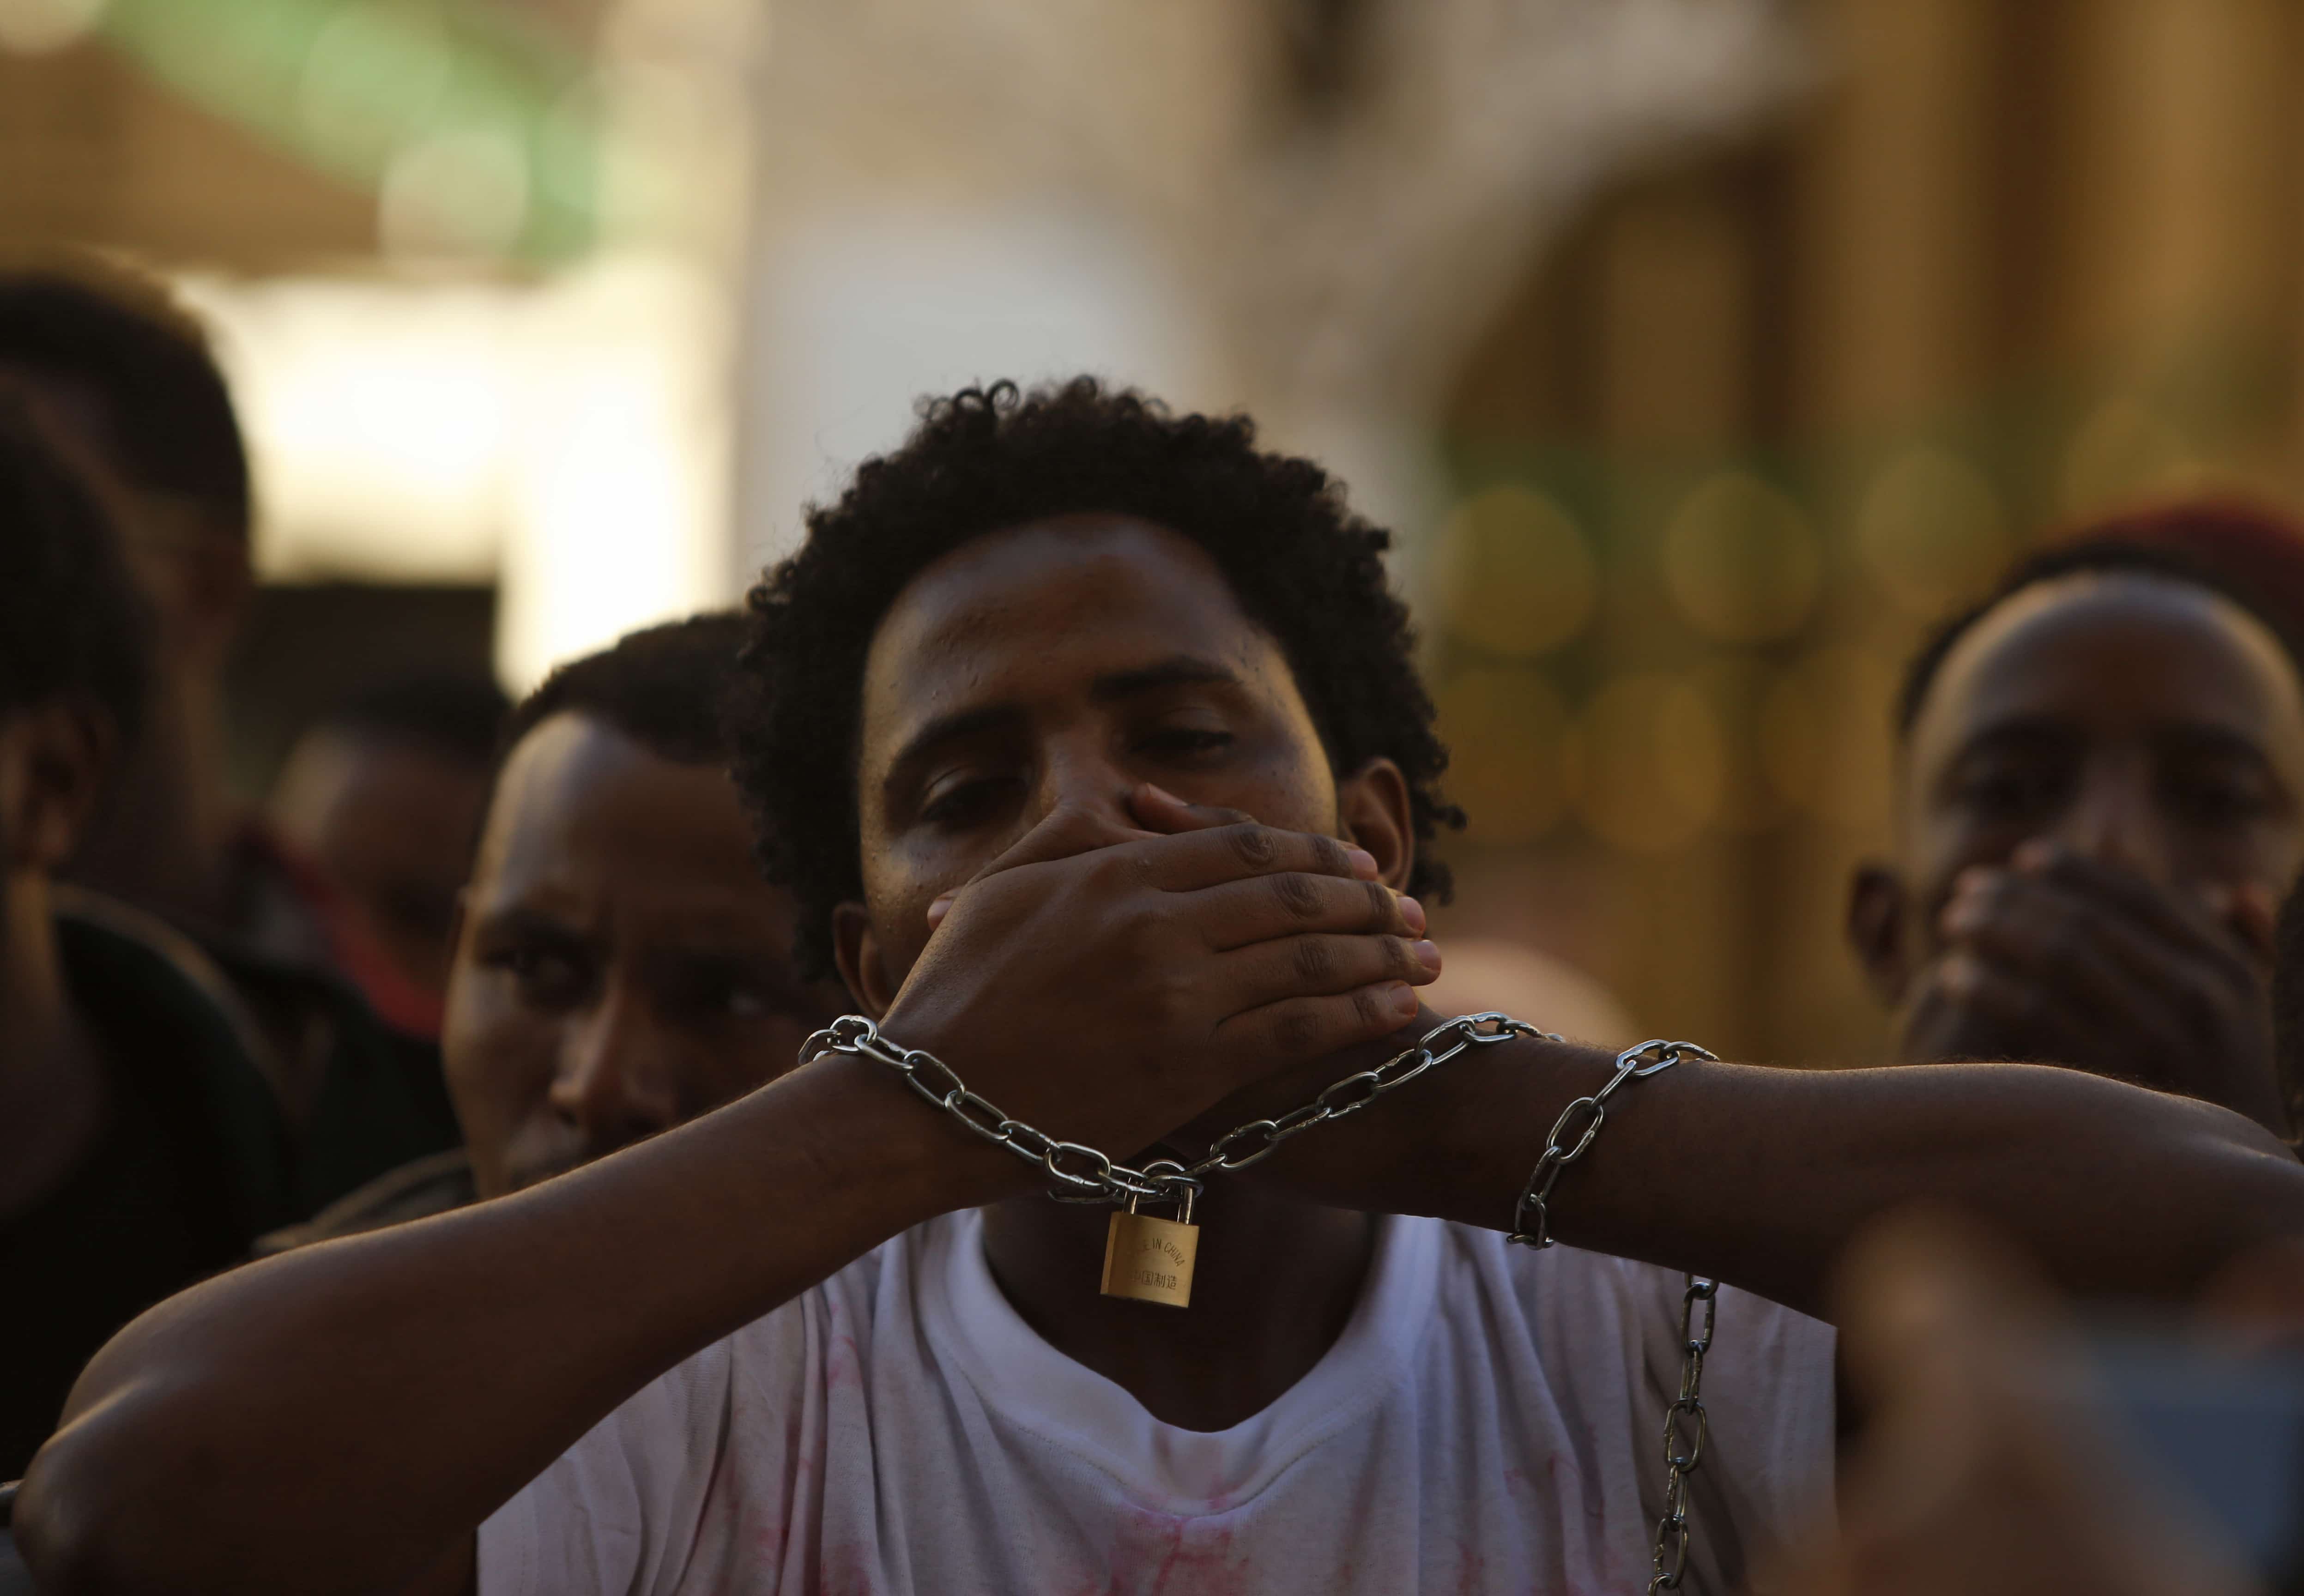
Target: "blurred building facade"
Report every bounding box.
[5,0,2303,1062]
[1441,0,2304,1064]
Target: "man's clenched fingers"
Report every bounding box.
[1186,872,1426,949]
[1212,931,1441,1016]
[1125,820,1378,894]
[2008,842,2262,974]
[1215,982,1425,1066]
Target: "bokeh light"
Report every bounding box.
[1758,645,1900,830]
[1434,667,1578,844]
[1687,655,1782,833]
[2060,396,2203,516]
[295,1,451,175]
[1855,446,2009,618]
[1660,470,1820,642]
[379,124,531,261]
[1574,671,1724,853]
[1438,484,1597,658]
[0,0,103,54]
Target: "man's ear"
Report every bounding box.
[1,699,115,873]
[1847,863,1914,1005]
[1336,756,1415,891]
[831,901,895,1018]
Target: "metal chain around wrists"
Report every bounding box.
[1507,1037,1716,1250]
[798,1010,1560,1206]
[802,1011,1725,1594]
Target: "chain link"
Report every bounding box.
[1507,1038,1716,1250]
[800,1011,1561,1206]
[1649,1276,1717,1593]
[1179,1011,1560,1177]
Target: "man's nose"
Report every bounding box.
[2056,753,2171,884]
[1031,737,1139,830]
[545,985,682,1151]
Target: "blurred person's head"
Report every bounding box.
[1850,520,2304,1118]
[0,260,254,926]
[444,615,843,1199]
[0,261,249,679]
[268,675,510,1030]
[0,399,149,981]
[728,378,1461,1008]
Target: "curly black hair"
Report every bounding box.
[730,378,1462,979]
[503,612,747,771]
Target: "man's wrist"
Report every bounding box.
[787,1042,1042,1220]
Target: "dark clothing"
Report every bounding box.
[207,939,461,1214]
[1,907,294,1480]
[185,824,462,1212]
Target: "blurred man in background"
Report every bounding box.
[1849,509,2304,1137]
[267,675,510,1040]
[260,615,843,1249]
[0,401,293,1479]
[0,262,459,1207]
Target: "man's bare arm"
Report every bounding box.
[1252,1012,2304,1319]
[16,812,1429,1596]
[16,1056,968,1596]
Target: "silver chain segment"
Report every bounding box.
[799,1010,1565,1206]
[1491,1034,1718,1592]
[1649,1276,1717,1593]
[1506,1038,1717,1250]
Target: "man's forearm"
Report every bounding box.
[17,1052,997,1596]
[1256,1017,2304,1318]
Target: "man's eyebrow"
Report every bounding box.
[1089,655,1243,702]
[882,658,1245,796]
[468,901,589,943]
[1949,713,2076,754]
[883,702,1028,795]
[2156,720,2280,765]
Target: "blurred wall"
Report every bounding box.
[1437,0,2304,1064]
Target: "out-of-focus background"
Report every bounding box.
[7,0,2299,1065]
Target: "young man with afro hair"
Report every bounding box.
[23,381,2304,1596]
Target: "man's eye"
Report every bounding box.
[1954,761,2068,823]
[2165,770,2272,828]
[485,944,588,1003]
[664,972,768,1022]
[920,775,1018,829]
[1140,728,1234,760]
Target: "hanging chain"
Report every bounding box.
[799,1010,1560,1206]
[1497,1035,1719,1591]
[1650,1276,1717,1593]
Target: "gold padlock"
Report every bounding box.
[1100,1182,1199,1308]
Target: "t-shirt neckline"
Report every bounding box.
[917,1206,1442,1513]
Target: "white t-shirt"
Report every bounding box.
[482,1211,1835,1596]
